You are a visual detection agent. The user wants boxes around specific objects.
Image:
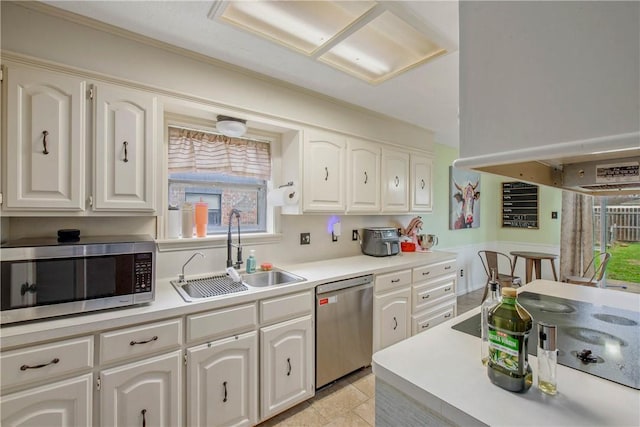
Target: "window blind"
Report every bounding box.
[168,126,271,180]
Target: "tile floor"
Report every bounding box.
[257,288,485,427]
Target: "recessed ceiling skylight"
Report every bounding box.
[212,1,448,85]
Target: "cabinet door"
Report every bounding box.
[302,129,345,211]
[260,315,313,420]
[374,287,411,352]
[187,332,258,427]
[100,350,181,427]
[347,138,381,212]
[5,63,85,210]
[1,373,92,427]
[411,154,433,212]
[381,149,409,212]
[94,83,157,211]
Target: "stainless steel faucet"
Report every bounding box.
[179,252,205,283]
[227,209,243,269]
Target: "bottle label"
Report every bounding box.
[488,329,520,372]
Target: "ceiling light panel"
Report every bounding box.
[219,1,376,55]
[318,11,447,84]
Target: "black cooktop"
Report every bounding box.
[452,292,639,390]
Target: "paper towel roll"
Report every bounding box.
[268,185,299,206]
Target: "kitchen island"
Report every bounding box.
[372,280,640,426]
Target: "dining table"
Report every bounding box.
[510,250,559,283]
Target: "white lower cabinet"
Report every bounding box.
[0,373,93,427]
[373,287,411,352]
[260,315,314,420]
[412,300,456,335]
[99,350,182,427]
[187,331,258,427]
[411,258,458,337]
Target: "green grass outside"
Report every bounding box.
[600,242,640,283]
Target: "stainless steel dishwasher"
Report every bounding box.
[315,274,373,389]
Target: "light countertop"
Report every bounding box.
[372,280,640,427]
[1,251,455,349]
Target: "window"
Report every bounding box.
[167,125,272,235]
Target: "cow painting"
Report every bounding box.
[450,167,481,229]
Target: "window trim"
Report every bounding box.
[160,113,281,243]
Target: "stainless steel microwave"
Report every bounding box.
[1,235,155,325]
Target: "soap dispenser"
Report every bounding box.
[246,250,256,273]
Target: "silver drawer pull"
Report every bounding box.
[444,313,452,318]
[20,358,59,371]
[421,323,430,329]
[422,271,430,276]
[391,279,400,283]
[444,266,452,270]
[444,287,452,292]
[422,294,430,299]
[130,336,158,346]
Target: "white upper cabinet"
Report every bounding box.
[347,138,381,213]
[5,63,85,211]
[93,83,157,211]
[381,148,409,212]
[3,60,158,215]
[302,129,346,212]
[410,154,433,212]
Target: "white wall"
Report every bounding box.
[459,1,639,158]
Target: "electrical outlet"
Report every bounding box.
[352,230,359,241]
[300,233,311,245]
[551,211,558,219]
[460,269,464,277]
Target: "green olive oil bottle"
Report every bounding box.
[487,287,533,393]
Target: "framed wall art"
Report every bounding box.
[450,166,481,229]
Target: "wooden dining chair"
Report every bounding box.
[565,252,612,287]
[477,251,522,302]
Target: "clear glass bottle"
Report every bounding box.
[487,287,533,393]
[481,269,501,365]
[537,322,558,395]
[246,250,256,274]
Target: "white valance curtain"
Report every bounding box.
[168,126,271,180]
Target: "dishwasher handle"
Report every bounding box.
[316,274,373,295]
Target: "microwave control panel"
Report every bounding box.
[134,253,153,293]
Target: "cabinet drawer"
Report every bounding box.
[412,259,456,282]
[260,291,313,325]
[412,275,456,313]
[100,318,182,364]
[1,336,93,390]
[375,269,412,293]
[187,302,257,343]
[412,301,456,335]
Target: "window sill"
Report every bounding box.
[156,233,283,252]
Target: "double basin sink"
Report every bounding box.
[172,268,305,302]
